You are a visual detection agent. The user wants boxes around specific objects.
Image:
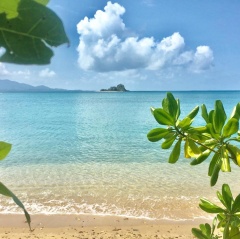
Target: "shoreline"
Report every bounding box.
[0,214,211,239]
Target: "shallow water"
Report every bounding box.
[0,91,239,220]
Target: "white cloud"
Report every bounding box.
[0,63,31,78]
[76,1,214,73]
[191,46,214,72]
[39,68,56,78]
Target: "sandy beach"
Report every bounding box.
[0,214,212,239]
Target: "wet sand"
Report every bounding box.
[0,214,211,239]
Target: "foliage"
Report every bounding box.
[147,92,240,186]
[147,92,240,239]
[193,184,240,239]
[0,0,68,230]
[0,0,69,65]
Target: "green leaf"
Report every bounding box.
[162,92,178,120]
[221,184,233,212]
[168,138,182,164]
[153,108,174,126]
[213,100,227,134]
[230,106,240,120]
[221,147,231,172]
[184,140,191,158]
[208,152,219,176]
[0,0,69,65]
[199,198,225,213]
[206,123,219,139]
[193,126,208,133]
[187,106,199,119]
[223,225,230,239]
[161,134,176,149]
[217,191,228,209]
[176,99,181,120]
[0,182,31,230]
[191,149,211,165]
[230,226,240,239]
[204,223,211,236]
[188,138,201,155]
[201,104,209,123]
[177,117,193,129]
[222,118,239,138]
[208,110,214,124]
[210,161,221,186]
[236,103,240,118]
[232,194,240,213]
[0,141,12,160]
[147,128,170,142]
[192,228,208,239]
[226,144,240,166]
[0,0,20,19]
[199,223,211,237]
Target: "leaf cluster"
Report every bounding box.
[147,92,240,186]
[193,184,240,239]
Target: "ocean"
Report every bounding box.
[0,91,239,220]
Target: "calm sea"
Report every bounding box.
[0,91,239,220]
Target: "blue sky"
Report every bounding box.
[1,0,240,91]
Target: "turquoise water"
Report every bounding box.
[0,91,239,220]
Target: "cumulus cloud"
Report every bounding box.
[0,63,31,78]
[77,1,214,73]
[39,68,56,78]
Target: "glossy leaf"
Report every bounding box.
[153,108,174,126]
[162,92,178,120]
[230,106,240,120]
[0,0,69,65]
[232,194,240,213]
[191,149,211,165]
[161,134,176,149]
[193,126,208,133]
[0,141,12,160]
[221,184,233,212]
[184,140,191,158]
[226,144,240,166]
[213,100,227,134]
[208,110,214,125]
[221,148,231,172]
[206,123,219,139]
[222,118,239,138]
[210,160,221,186]
[236,103,240,118]
[176,99,181,120]
[199,198,225,214]
[217,191,227,209]
[177,117,192,129]
[192,228,208,239]
[0,182,31,230]
[188,138,201,155]
[201,104,209,123]
[187,106,199,119]
[147,128,169,142]
[168,138,182,164]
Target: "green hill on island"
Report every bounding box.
[100,84,128,92]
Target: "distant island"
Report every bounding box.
[0,79,67,92]
[100,84,128,92]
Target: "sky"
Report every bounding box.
[1,0,240,91]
